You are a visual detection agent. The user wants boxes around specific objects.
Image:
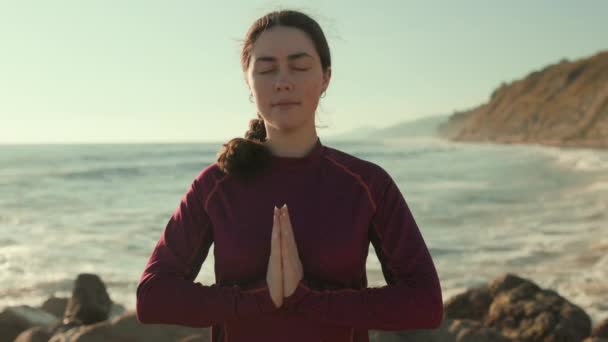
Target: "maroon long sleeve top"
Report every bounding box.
[136,137,443,341]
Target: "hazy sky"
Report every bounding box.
[1,1,606,144]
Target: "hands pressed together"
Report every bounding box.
[266,204,304,308]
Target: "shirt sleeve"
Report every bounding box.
[135,167,278,327]
[282,171,443,330]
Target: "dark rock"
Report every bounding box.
[592,318,608,338]
[446,319,513,342]
[0,305,59,342]
[109,302,126,320]
[41,296,69,319]
[444,287,493,321]
[14,326,54,342]
[63,273,113,325]
[370,318,513,341]
[49,311,207,342]
[485,276,591,341]
[41,294,125,321]
[488,273,530,297]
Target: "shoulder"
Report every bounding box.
[191,163,229,199]
[322,144,394,197]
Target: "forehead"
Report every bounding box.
[252,26,318,60]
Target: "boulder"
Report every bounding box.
[0,305,59,342]
[49,311,208,342]
[63,273,113,325]
[14,325,54,342]
[485,274,591,341]
[592,318,608,338]
[444,287,493,321]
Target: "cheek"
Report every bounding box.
[251,80,273,105]
[302,82,322,108]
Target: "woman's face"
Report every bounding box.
[246,26,331,133]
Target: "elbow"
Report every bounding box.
[401,286,444,330]
[135,280,157,324]
[135,297,150,324]
[425,288,444,329]
[428,299,444,329]
[135,286,150,324]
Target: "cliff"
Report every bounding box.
[440,50,608,148]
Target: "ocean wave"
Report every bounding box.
[536,146,608,172]
[48,160,208,181]
[55,166,143,180]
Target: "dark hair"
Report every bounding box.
[216,10,331,181]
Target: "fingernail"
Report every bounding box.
[282,203,287,209]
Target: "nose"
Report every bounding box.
[274,75,293,92]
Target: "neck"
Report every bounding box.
[263,124,318,158]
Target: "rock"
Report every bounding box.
[444,287,493,321]
[63,273,113,325]
[41,294,125,321]
[49,311,208,342]
[41,296,69,319]
[14,326,54,342]
[446,319,513,342]
[48,322,109,342]
[109,303,126,320]
[0,305,59,342]
[370,318,513,341]
[485,275,591,341]
[592,318,608,338]
[488,273,528,297]
[107,311,206,342]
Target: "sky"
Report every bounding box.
[0,0,607,144]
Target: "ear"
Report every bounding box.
[244,72,250,89]
[321,67,332,92]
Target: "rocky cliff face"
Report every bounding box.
[440,50,608,148]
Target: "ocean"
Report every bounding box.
[1,136,607,323]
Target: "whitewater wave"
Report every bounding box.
[534,146,608,172]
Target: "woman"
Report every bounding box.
[136,9,443,342]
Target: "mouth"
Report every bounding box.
[272,101,301,107]
[274,103,300,109]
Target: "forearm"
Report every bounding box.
[136,273,277,327]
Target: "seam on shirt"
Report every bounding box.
[369,175,395,243]
[323,155,377,213]
[187,171,228,277]
[201,172,271,296]
[369,179,400,284]
[324,155,399,284]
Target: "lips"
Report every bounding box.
[272,101,301,106]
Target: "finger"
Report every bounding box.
[282,205,299,255]
[279,206,292,263]
[271,206,280,256]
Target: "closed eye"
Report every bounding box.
[257,66,310,74]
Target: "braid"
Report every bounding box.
[245,113,267,141]
[216,113,271,181]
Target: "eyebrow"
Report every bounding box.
[254,52,313,63]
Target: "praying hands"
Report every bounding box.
[266,204,304,308]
